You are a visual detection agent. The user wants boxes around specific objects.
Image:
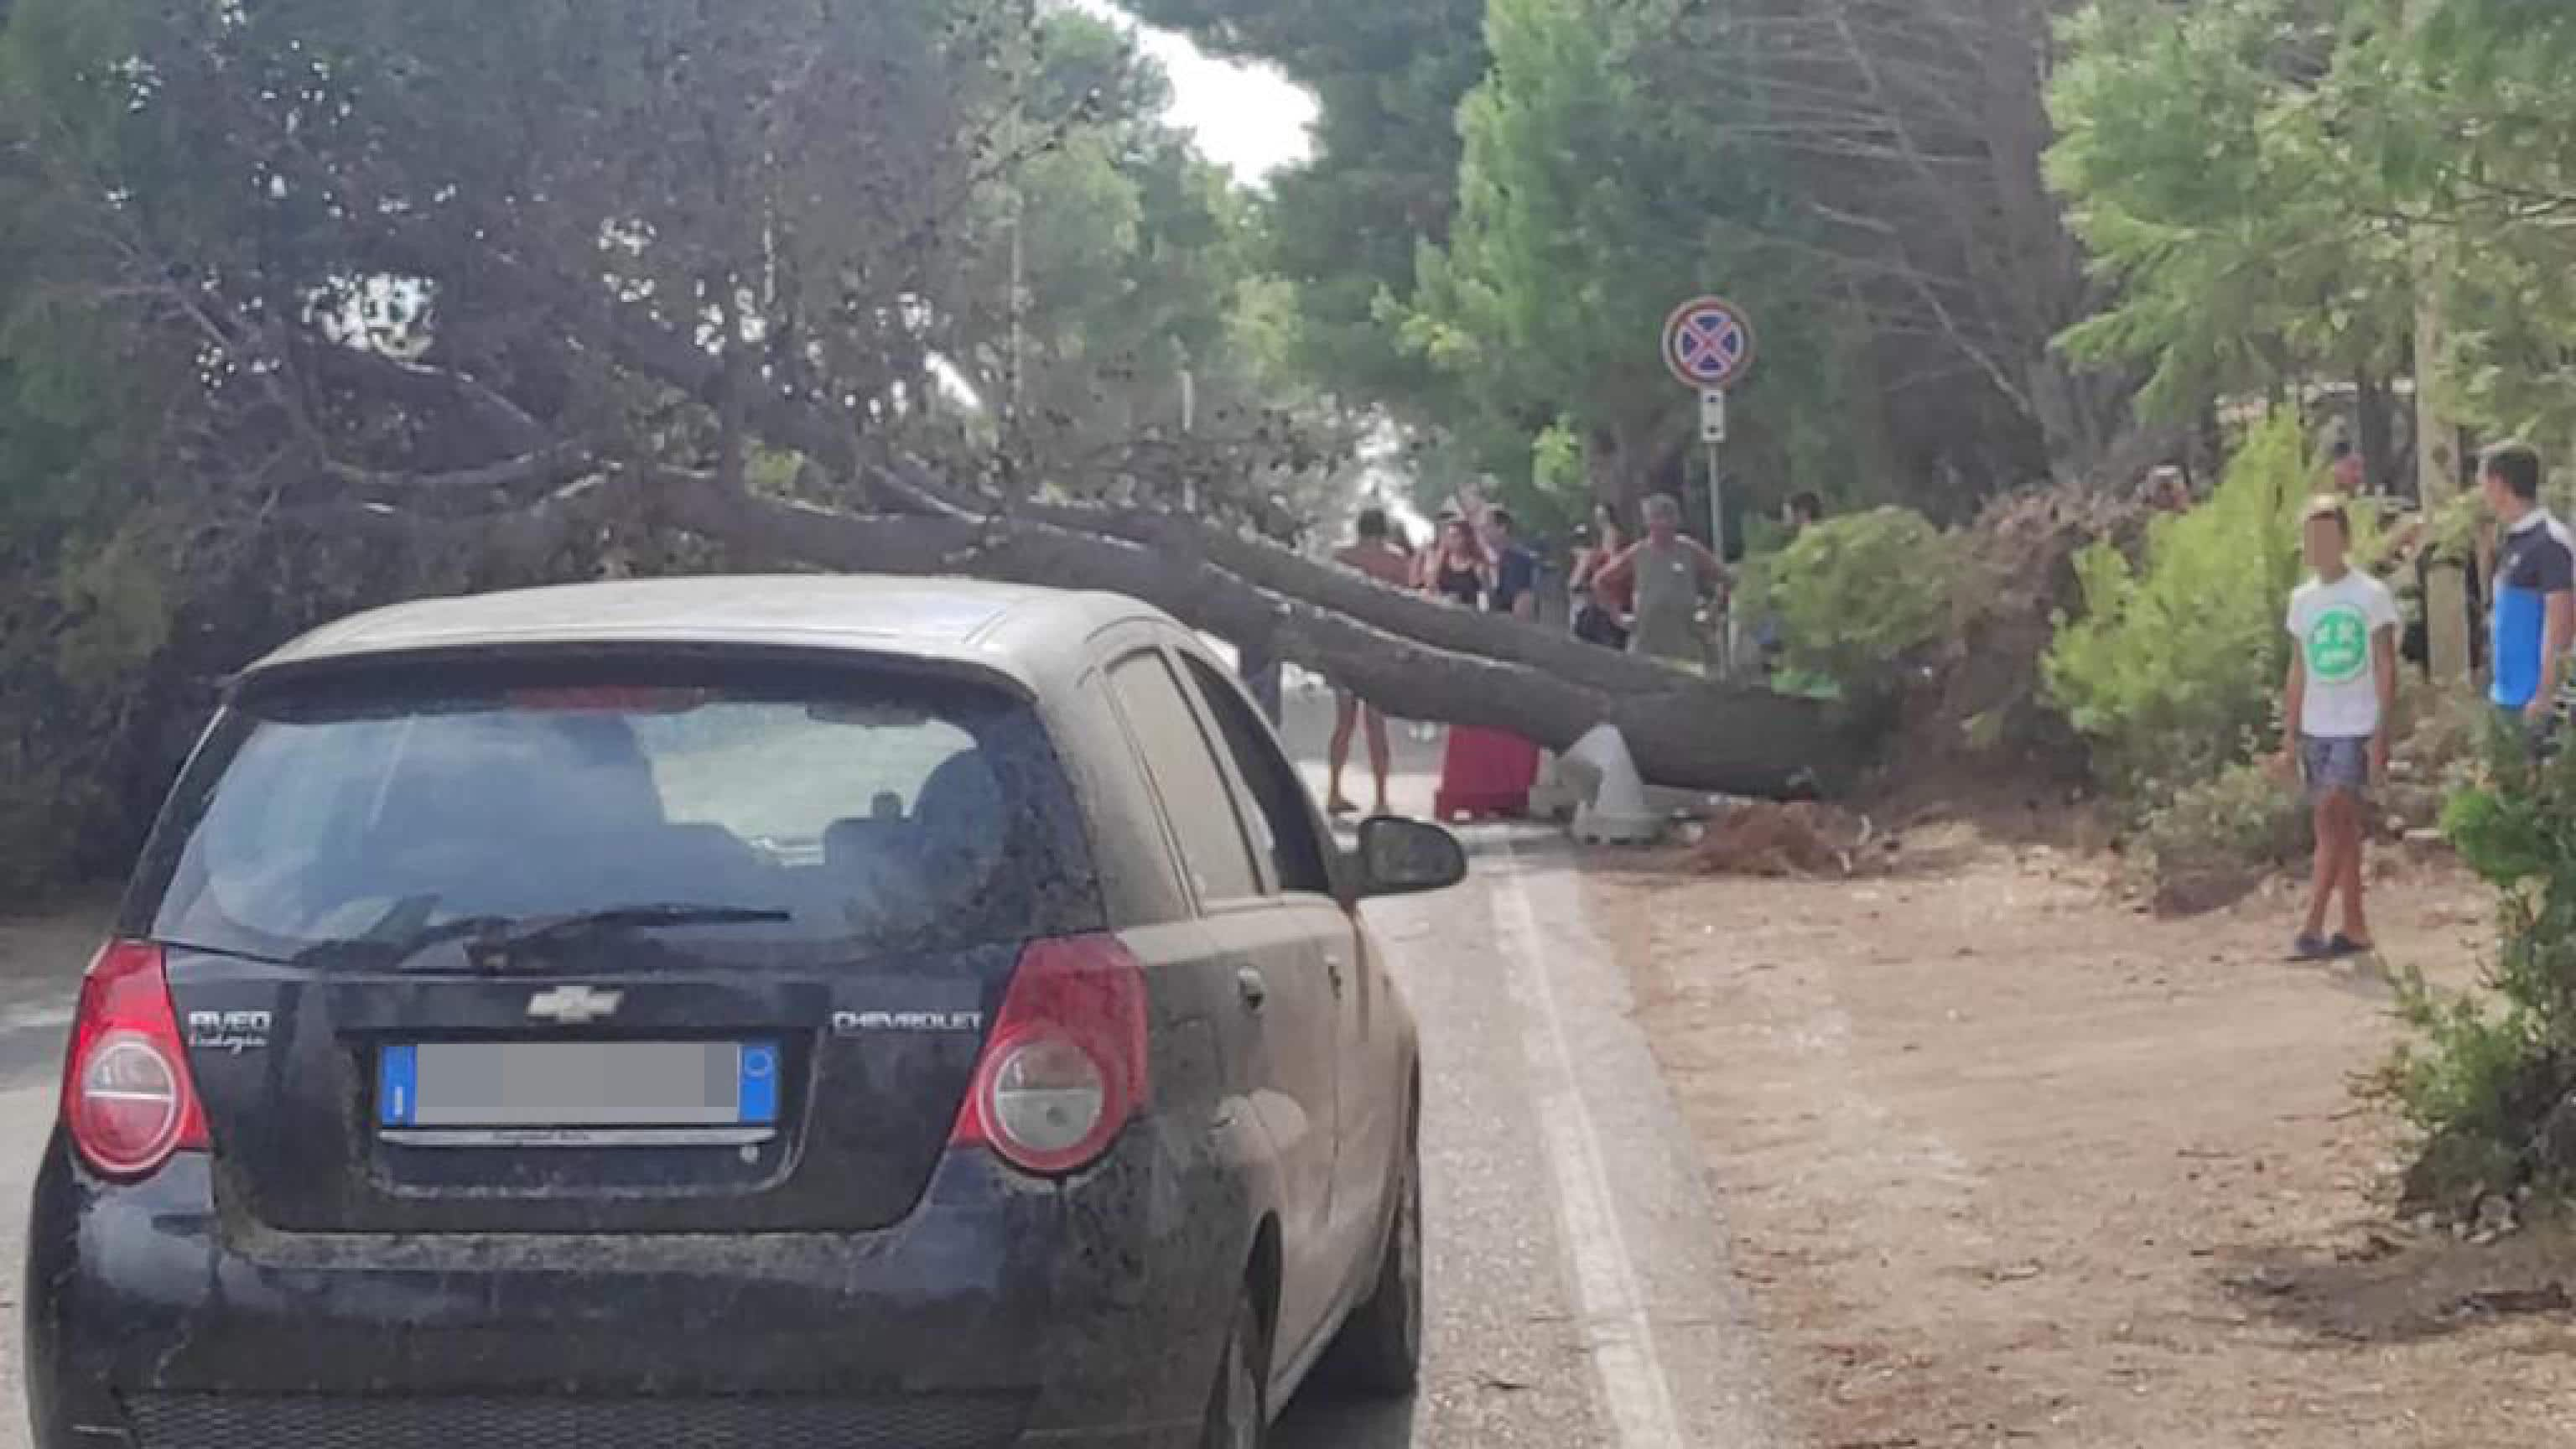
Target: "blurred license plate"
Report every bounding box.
[378,1041,780,1130]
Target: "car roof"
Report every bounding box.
[242,575,1167,693]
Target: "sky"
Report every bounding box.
[1064,0,1317,183]
[1051,2,1427,558]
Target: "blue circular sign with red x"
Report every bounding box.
[1662,296,1756,392]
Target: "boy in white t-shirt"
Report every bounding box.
[2277,496,2402,960]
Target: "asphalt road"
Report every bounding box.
[1274,827,1777,1449]
[0,688,1779,1448]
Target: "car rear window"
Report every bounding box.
[133,656,1099,968]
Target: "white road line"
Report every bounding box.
[0,1004,69,1035]
[1488,842,1689,1449]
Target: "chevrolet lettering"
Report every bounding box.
[834,1008,987,1035]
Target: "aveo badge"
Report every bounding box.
[186,1010,273,1054]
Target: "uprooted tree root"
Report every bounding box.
[1689,802,1885,879]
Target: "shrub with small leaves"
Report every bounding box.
[1740,506,1955,707]
[2129,756,2311,914]
[2380,724,2576,1208]
[2044,413,2314,795]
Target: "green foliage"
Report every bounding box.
[2129,756,2312,914]
[1126,0,1488,410]
[0,0,1340,896]
[2381,725,2576,1204]
[2049,0,2411,422]
[2053,0,2576,445]
[2044,414,2312,792]
[1393,0,1862,522]
[2382,963,2546,1201]
[52,521,173,680]
[1741,509,1955,700]
[927,8,1356,497]
[2444,782,2553,885]
[1521,420,1588,540]
[1150,0,2081,521]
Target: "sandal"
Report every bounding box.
[2329,933,2376,958]
[2291,933,2334,962]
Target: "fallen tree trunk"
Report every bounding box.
[1006,495,1707,699]
[648,471,1857,797]
[369,264,1856,797]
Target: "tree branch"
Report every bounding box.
[624,467,1846,794]
[308,345,552,456]
[319,439,603,503]
[1811,0,2041,424]
[865,461,1763,703]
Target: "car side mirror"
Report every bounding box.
[1353,818,1467,899]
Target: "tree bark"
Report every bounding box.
[262,211,1856,799]
[1004,493,1716,700]
[2355,368,2395,495]
[642,470,1852,797]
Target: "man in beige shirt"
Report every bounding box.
[1597,494,1726,665]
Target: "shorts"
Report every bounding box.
[2300,735,2370,801]
[1573,605,1629,652]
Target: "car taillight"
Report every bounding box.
[952,934,1149,1177]
[63,941,208,1182]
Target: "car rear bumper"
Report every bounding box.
[70,1399,1202,1449]
[27,1125,1253,1449]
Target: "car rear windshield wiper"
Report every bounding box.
[481,905,793,957]
[325,904,794,970]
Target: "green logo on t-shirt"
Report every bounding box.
[2306,605,2369,683]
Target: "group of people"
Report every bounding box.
[1566,495,1730,663]
[1324,489,1804,818]
[1324,503,1540,817]
[2281,441,2573,961]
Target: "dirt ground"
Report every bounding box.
[1587,828,2576,1448]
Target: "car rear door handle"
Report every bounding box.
[1236,968,1268,1013]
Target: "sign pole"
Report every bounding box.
[1709,434,1730,678]
[1665,299,1756,680]
[1701,388,1730,675]
[1701,389,1729,561]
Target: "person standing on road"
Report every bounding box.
[1327,506,1415,817]
[2480,444,2576,744]
[1569,503,1633,650]
[1427,515,1489,610]
[2278,497,2402,960]
[1435,505,1546,821]
[1482,506,1540,622]
[1597,493,1725,665]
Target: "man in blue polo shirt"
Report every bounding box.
[1480,506,1540,622]
[2481,444,2576,741]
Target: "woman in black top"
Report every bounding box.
[1429,517,1488,609]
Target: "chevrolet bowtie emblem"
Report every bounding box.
[526,985,624,1025]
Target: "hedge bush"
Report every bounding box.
[2382,728,2576,1207]
[1742,506,1955,706]
[2044,413,2313,795]
[2128,756,2312,914]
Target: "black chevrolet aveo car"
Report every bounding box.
[25,576,1466,1449]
